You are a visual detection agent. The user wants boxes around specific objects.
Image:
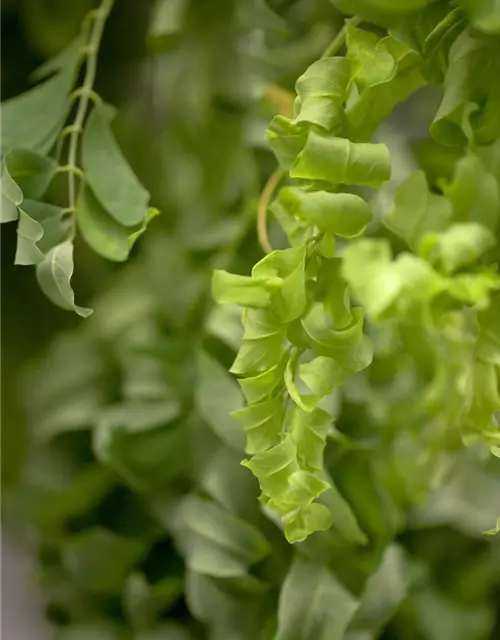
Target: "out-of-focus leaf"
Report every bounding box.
[195,351,245,452]
[443,154,499,233]
[173,495,270,577]
[93,400,184,492]
[384,171,452,251]
[276,555,359,640]
[124,573,183,630]
[62,528,147,594]
[350,544,408,634]
[420,222,495,273]
[456,0,500,35]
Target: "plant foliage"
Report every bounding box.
[3,0,500,639]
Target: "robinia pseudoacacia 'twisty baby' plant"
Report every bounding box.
[213,1,500,543]
[3,0,500,639]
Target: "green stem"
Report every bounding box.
[66,0,114,212]
[322,16,361,58]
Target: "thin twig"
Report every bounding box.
[322,16,361,58]
[257,168,283,254]
[66,0,114,212]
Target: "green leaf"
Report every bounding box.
[230,309,286,376]
[252,247,307,323]
[346,24,395,90]
[62,528,147,594]
[3,148,57,199]
[238,363,283,405]
[290,132,391,187]
[456,0,500,35]
[431,31,500,146]
[266,470,333,543]
[21,200,71,253]
[212,270,272,308]
[173,495,270,577]
[395,5,466,83]
[124,573,182,629]
[443,154,499,233]
[14,207,44,265]
[342,239,445,321]
[300,356,344,398]
[276,556,359,640]
[147,0,186,51]
[196,351,246,452]
[200,446,261,520]
[77,183,135,262]
[293,57,353,131]
[277,187,372,238]
[267,115,308,170]
[345,32,425,140]
[319,477,368,545]
[301,304,373,372]
[185,570,267,639]
[351,545,408,635]
[93,400,184,492]
[243,436,299,500]
[315,258,353,328]
[420,223,495,274]
[289,406,332,471]
[1,162,23,222]
[384,171,452,251]
[36,241,93,316]
[2,37,83,153]
[82,104,150,226]
[232,396,283,454]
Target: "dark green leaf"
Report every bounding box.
[93,400,184,492]
[62,528,147,594]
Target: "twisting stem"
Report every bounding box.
[66,0,114,212]
[257,168,283,254]
[322,16,361,58]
